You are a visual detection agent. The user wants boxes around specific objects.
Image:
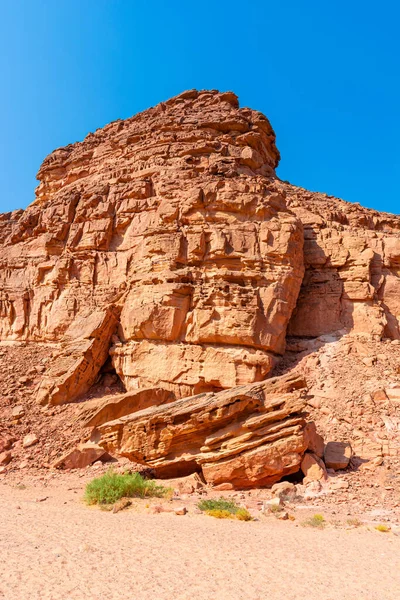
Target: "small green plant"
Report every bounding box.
[347,517,362,528]
[302,514,326,529]
[198,497,252,521]
[375,524,390,533]
[269,503,283,514]
[15,483,27,490]
[197,497,239,514]
[236,508,252,521]
[205,509,233,519]
[84,470,171,505]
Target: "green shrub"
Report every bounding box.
[198,497,252,521]
[375,524,390,533]
[84,470,171,505]
[198,497,239,514]
[205,509,233,519]
[302,513,326,529]
[236,508,252,521]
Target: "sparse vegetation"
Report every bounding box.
[84,470,171,505]
[269,503,284,514]
[197,497,239,514]
[375,524,390,533]
[347,517,362,528]
[205,509,233,519]
[236,508,252,521]
[198,497,252,521]
[302,514,326,529]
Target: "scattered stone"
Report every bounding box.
[174,506,187,516]
[11,406,25,419]
[277,511,289,520]
[112,498,132,513]
[324,442,352,470]
[0,451,12,465]
[22,434,39,449]
[271,481,297,500]
[52,443,109,469]
[301,452,327,481]
[264,497,282,512]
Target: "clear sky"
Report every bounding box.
[1,0,399,214]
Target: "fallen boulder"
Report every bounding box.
[324,441,352,470]
[36,307,119,406]
[52,442,110,469]
[95,372,310,489]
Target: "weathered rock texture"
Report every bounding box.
[1,89,400,487]
[0,90,306,401]
[95,372,309,488]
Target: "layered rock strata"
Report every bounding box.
[0,90,305,401]
[95,372,310,488]
[1,89,400,487]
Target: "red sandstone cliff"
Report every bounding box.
[1,90,399,487]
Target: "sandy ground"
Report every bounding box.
[1,478,400,600]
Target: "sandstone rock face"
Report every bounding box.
[283,186,400,340]
[81,387,175,428]
[1,89,400,488]
[0,90,305,401]
[95,372,309,488]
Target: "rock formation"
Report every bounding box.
[1,89,400,487]
[94,372,309,487]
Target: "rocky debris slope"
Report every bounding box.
[0,89,400,492]
[0,343,126,473]
[276,334,400,467]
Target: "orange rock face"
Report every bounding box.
[0,90,305,401]
[1,89,400,487]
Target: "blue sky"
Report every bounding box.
[1,1,399,214]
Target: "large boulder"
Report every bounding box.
[95,372,309,488]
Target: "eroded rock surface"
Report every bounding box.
[1,89,400,489]
[0,90,305,401]
[95,372,310,488]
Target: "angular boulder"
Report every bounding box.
[324,441,352,470]
[36,307,119,405]
[95,372,309,488]
[81,387,175,428]
[52,442,109,469]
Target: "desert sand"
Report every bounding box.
[1,477,399,600]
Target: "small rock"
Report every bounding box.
[212,482,234,491]
[12,406,25,419]
[263,497,282,513]
[362,357,376,367]
[174,506,187,516]
[22,434,39,449]
[301,452,327,481]
[0,451,12,465]
[271,481,296,500]
[277,511,289,520]
[35,496,48,503]
[112,498,132,513]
